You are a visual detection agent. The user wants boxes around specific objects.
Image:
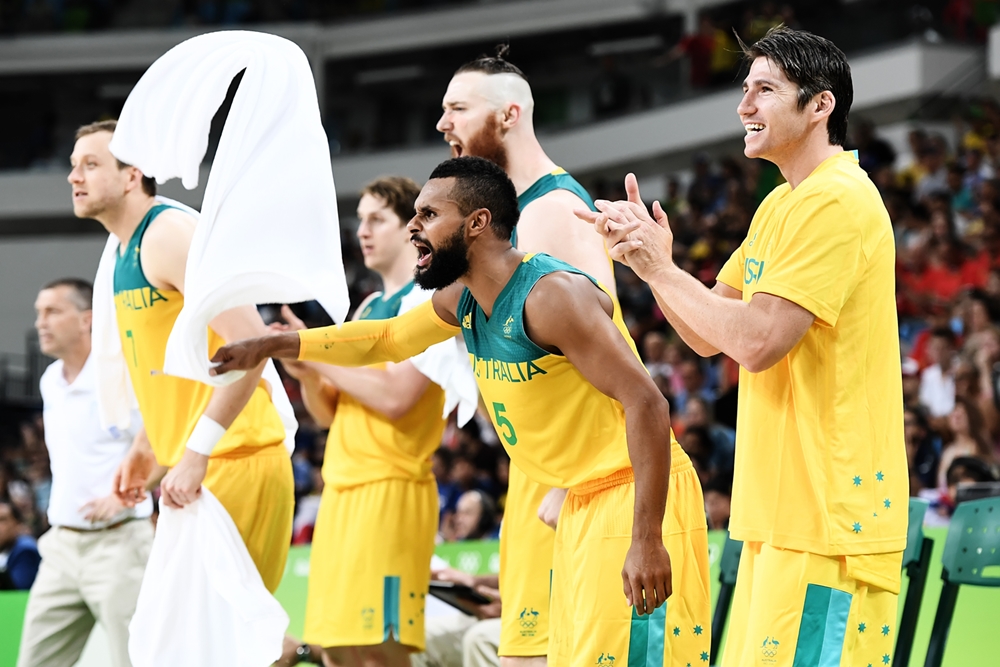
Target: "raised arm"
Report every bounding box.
[523,272,673,615]
[211,284,464,375]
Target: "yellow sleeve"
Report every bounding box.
[716,237,746,291]
[297,299,460,366]
[755,193,864,327]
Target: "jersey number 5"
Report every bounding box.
[492,402,518,446]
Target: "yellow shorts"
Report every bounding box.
[498,464,555,657]
[549,445,711,667]
[203,443,294,593]
[303,477,437,650]
[722,542,903,667]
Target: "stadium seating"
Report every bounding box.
[709,533,742,665]
[895,498,933,667]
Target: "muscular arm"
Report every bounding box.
[517,191,616,289]
[524,273,672,613]
[210,284,464,374]
[645,267,814,372]
[651,281,742,358]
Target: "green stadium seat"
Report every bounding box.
[923,497,1000,667]
[894,498,933,667]
[710,533,743,665]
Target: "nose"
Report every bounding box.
[406,215,421,235]
[436,111,450,134]
[737,90,755,118]
[356,219,369,240]
[67,164,82,184]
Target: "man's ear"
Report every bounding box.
[81,309,94,332]
[123,166,146,195]
[812,90,836,123]
[466,208,493,237]
[501,103,521,130]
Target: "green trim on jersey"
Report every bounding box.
[457,253,600,365]
[358,281,416,321]
[511,168,597,248]
[113,204,178,293]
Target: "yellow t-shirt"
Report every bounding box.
[717,151,907,557]
[322,283,446,490]
[114,204,286,467]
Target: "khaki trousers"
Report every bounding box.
[17,519,153,667]
[410,614,501,667]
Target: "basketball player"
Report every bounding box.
[277,177,452,666]
[68,120,294,593]
[437,48,611,666]
[585,27,908,667]
[211,157,712,667]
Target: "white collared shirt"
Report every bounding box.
[40,354,152,529]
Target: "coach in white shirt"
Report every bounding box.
[18,278,155,667]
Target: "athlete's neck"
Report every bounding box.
[462,243,525,318]
[772,133,843,190]
[59,339,91,385]
[503,133,559,195]
[98,196,157,250]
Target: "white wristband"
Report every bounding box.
[185,415,226,456]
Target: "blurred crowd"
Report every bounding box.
[7,100,1000,548]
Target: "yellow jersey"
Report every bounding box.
[322,282,446,490]
[113,204,286,467]
[717,151,907,556]
[457,253,685,488]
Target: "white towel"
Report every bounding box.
[109,29,350,387]
[398,286,479,426]
[128,488,289,667]
[92,196,297,453]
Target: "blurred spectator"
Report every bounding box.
[905,406,941,495]
[590,56,632,119]
[937,397,996,489]
[672,359,716,415]
[853,118,896,175]
[0,499,40,590]
[703,471,733,531]
[682,395,735,474]
[679,426,714,486]
[451,490,499,542]
[919,328,958,418]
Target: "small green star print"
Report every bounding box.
[867,664,873,667]
[876,471,884,482]
[874,512,878,517]
[693,625,703,635]
[673,627,681,637]
[858,622,867,633]
[853,475,862,487]
[701,652,709,662]
[853,522,862,533]
[882,624,890,636]
[882,654,890,665]
[884,498,891,509]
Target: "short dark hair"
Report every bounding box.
[738,26,853,146]
[428,157,520,240]
[75,120,157,196]
[455,43,528,80]
[41,277,93,311]
[361,176,421,226]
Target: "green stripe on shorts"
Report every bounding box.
[383,575,400,642]
[627,603,667,667]
[792,583,852,667]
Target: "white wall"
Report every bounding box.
[0,235,107,356]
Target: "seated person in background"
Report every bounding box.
[682,395,735,473]
[924,456,1000,527]
[702,471,733,531]
[0,500,41,590]
[453,490,500,541]
[904,406,941,495]
[937,396,995,490]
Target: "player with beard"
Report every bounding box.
[436,48,615,666]
[211,157,712,667]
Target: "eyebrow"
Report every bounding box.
[417,205,437,215]
[743,78,780,89]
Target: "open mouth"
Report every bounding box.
[744,123,765,136]
[449,141,463,158]
[412,237,432,267]
[73,190,87,200]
